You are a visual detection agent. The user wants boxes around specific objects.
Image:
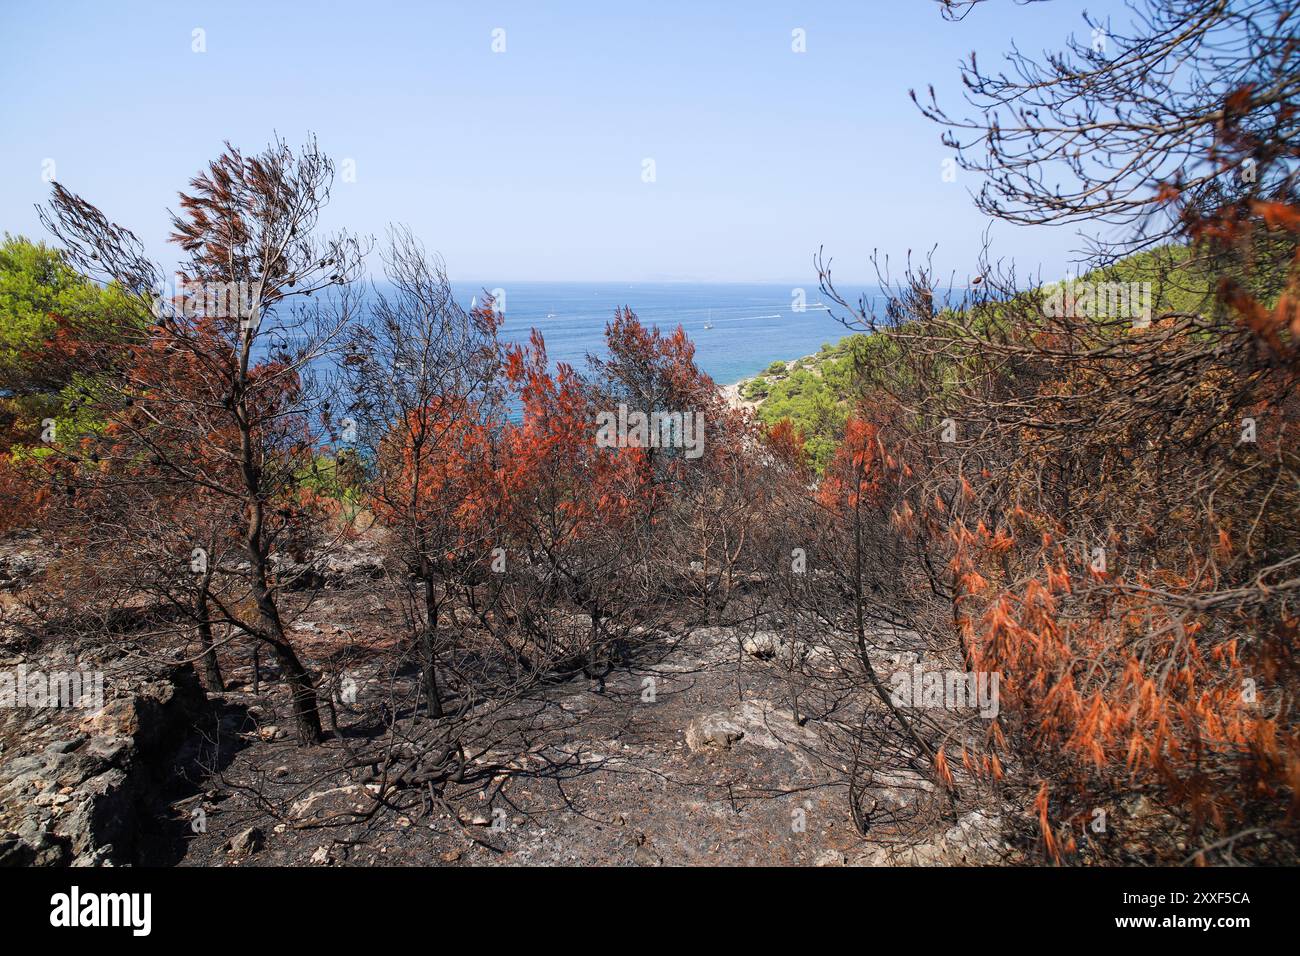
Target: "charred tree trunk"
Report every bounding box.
[269,637,324,745]
[420,566,445,719]
[249,569,322,744]
[246,505,322,744]
[237,372,323,745]
[195,569,225,692]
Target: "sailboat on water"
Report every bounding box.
[702,309,713,330]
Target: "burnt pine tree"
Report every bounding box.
[41,136,368,744]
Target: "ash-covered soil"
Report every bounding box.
[175,626,880,867]
[2,537,1009,868]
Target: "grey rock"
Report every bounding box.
[632,844,663,866]
[812,849,847,866]
[0,832,33,867]
[631,832,663,866]
[77,735,131,772]
[685,715,745,752]
[740,631,785,659]
[225,826,265,858]
[323,550,385,579]
[3,661,207,867]
[45,738,86,756]
[290,784,364,820]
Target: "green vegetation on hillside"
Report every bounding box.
[745,244,1235,473]
[0,234,136,445]
[743,335,878,473]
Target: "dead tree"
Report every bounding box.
[39,135,369,745]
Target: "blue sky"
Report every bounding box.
[0,1,1128,283]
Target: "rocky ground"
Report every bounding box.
[0,540,1010,868]
[180,626,875,867]
[0,652,211,866]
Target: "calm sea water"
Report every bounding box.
[447,281,878,385]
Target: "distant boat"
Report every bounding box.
[703,309,713,330]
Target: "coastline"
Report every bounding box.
[720,379,758,413]
[720,348,821,413]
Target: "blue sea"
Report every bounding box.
[446,281,879,385]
